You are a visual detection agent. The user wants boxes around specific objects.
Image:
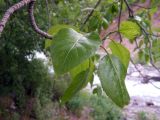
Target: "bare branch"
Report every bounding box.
[102,31,117,41]
[0,0,32,35]
[130,58,145,78]
[124,0,134,17]
[28,1,53,39]
[150,82,160,89]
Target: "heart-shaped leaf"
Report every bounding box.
[98,55,130,107]
[50,28,100,75]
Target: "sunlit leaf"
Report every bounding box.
[120,21,141,42]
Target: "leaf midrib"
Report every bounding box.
[107,55,125,104]
[62,34,84,66]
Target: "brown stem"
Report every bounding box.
[0,0,53,39]
[0,0,32,34]
[124,0,134,17]
[81,0,102,30]
[118,0,123,43]
[28,1,53,39]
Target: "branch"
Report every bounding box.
[0,0,32,34]
[124,0,160,73]
[130,58,145,78]
[124,0,134,17]
[150,82,160,89]
[102,31,117,41]
[28,1,53,39]
[136,22,160,73]
[118,0,123,43]
[0,0,53,39]
[81,0,102,30]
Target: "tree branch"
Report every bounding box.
[81,0,102,30]
[0,0,32,34]
[0,0,53,39]
[124,0,134,17]
[28,1,53,39]
[124,0,160,73]
[118,0,123,43]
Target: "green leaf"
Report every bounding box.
[50,28,100,75]
[93,85,102,96]
[45,24,77,49]
[120,21,141,42]
[70,59,93,80]
[48,24,78,36]
[102,18,109,29]
[89,15,102,31]
[109,41,130,68]
[98,55,130,107]
[61,59,94,104]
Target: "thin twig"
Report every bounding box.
[150,82,160,89]
[118,0,123,43]
[134,38,140,51]
[45,0,51,28]
[102,31,117,41]
[124,0,134,17]
[124,0,160,73]
[81,0,102,30]
[136,22,160,73]
[130,58,144,77]
[100,45,109,55]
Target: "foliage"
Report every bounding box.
[46,24,131,107]
[66,91,123,120]
[1,1,160,119]
[120,20,141,43]
[44,0,160,108]
[137,111,148,120]
[136,111,158,120]
[52,73,71,100]
[89,95,122,120]
[66,91,89,116]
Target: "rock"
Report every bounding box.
[146,102,154,106]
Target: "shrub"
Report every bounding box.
[66,91,90,116]
[66,90,123,120]
[89,95,123,120]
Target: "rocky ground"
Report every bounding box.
[122,63,160,120]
